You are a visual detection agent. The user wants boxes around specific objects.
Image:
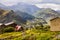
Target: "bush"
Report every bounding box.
[3,27,14,33]
[43,25,50,31]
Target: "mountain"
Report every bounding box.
[7,3,40,15]
[0,3,40,15]
[0,9,35,24]
[15,11,35,21]
[0,3,10,10]
[0,3,6,9]
[34,8,60,21]
[0,3,5,7]
[56,10,60,13]
[0,9,24,24]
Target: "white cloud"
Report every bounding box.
[41,0,60,3]
[0,0,42,6]
[52,0,60,3]
[35,3,60,10]
[0,0,20,6]
[22,0,42,2]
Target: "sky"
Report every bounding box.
[0,0,42,6]
[0,0,60,10]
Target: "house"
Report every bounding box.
[0,23,6,29]
[0,23,3,27]
[4,21,17,28]
[0,21,23,31]
[49,17,60,31]
[15,25,24,31]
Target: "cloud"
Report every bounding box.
[0,0,42,6]
[0,0,60,7]
[35,3,60,10]
[0,0,20,6]
[42,0,60,4]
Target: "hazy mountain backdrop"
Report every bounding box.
[0,3,60,24]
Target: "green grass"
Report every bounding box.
[0,29,60,40]
[0,32,22,38]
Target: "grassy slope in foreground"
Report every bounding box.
[0,29,60,40]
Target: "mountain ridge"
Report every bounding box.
[0,9,35,24]
[34,8,60,22]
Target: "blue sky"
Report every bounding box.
[0,0,60,10]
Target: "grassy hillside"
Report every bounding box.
[0,29,60,40]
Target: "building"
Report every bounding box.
[4,21,17,28]
[0,21,23,31]
[49,17,60,31]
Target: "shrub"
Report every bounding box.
[3,27,14,33]
[43,25,50,31]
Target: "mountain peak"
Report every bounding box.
[36,8,57,14]
[43,8,53,11]
[0,9,13,16]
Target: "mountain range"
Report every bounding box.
[34,8,60,22]
[0,9,35,24]
[0,3,40,15]
[0,3,60,24]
